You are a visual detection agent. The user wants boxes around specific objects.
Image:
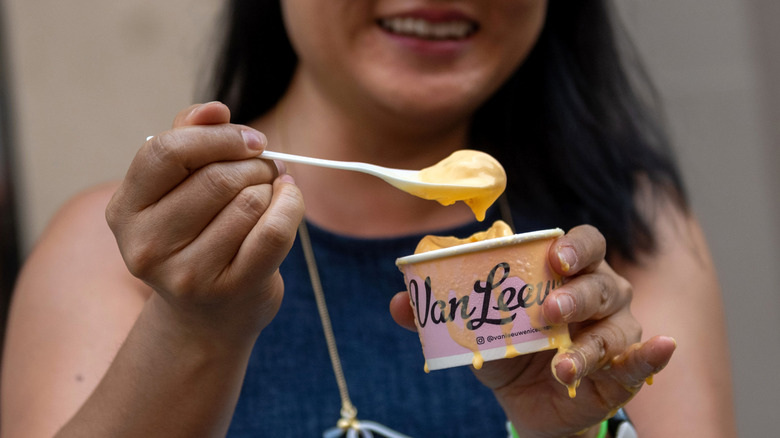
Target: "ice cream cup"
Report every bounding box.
[396,228,571,372]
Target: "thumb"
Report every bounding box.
[390,291,417,332]
[172,101,232,128]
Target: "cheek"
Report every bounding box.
[281,0,368,75]
[497,0,548,64]
[281,0,325,58]
[478,1,548,89]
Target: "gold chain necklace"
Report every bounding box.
[298,220,413,438]
[275,103,411,437]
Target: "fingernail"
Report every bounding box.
[556,294,574,320]
[273,159,287,175]
[649,336,677,355]
[557,246,577,272]
[242,129,267,151]
[278,173,296,184]
[552,354,578,385]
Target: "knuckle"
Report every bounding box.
[122,240,161,279]
[626,316,642,342]
[105,195,134,232]
[576,224,607,257]
[597,274,612,308]
[259,216,296,254]
[582,331,608,363]
[278,183,306,220]
[618,276,634,301]
[593,229,607,252]
[606,323,631,356]
[235,185,272,216]
[283,180,305,207]
[593,269,633,316]
[261,221,292,252]
[166,267,200,295]
[104,201,120,230]
[200,164,243,198]
[146,131,185,168]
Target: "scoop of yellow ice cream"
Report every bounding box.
[406,150,507,222]
[414,220,514,254]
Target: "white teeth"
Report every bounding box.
[379,17,476,40]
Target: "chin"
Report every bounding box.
[366,67,500,121]
[385,89,486,124]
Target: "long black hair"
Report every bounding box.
[208,0,687,262]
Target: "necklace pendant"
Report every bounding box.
[324,419,414,438]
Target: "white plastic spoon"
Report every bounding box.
[260,150,469,193]
[259,149,506,221]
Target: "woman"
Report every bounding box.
[1,0,736,437]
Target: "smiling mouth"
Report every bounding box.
[378,17,478,40]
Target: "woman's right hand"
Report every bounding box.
[106,101,304,344]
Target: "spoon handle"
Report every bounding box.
[259,150,416,181]
[260,150,361,171]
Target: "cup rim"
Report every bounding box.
[395,227,564,266]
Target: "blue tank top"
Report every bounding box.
[227,207,550,437]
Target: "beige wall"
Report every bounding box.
[617,1,780,435]
[5,0,221,247]
[5,0,779,435]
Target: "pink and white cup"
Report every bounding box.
[396,228,571,372]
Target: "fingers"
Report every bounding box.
[608,335,676,391]
[115,124,267,212]
[389,291,417,332]
[156,173,303,300]
[542,262,633,325]
[573,335,676,412]
[227,175,305,280]
[143,158,279,252]
[539,225,663,400]
[172,101,231,127]
[551,311,642,387]
[165,183,276,288]
[549,225,606,275]
[547,335,674,423]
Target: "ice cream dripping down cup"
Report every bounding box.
[395,227,571,372]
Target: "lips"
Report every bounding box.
[378,16,478,40]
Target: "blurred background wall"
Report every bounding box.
[2,0,778,435]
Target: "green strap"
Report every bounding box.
[509,422,520,438]
[594,419,608,438]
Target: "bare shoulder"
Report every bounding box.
[612,192,718,299]
[612,195,737,437]
[39,182,123,257]
[22,181,151,297]
[15,180,152,302]
[1,182,151,437]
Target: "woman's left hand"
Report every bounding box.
[390,225,676,438]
